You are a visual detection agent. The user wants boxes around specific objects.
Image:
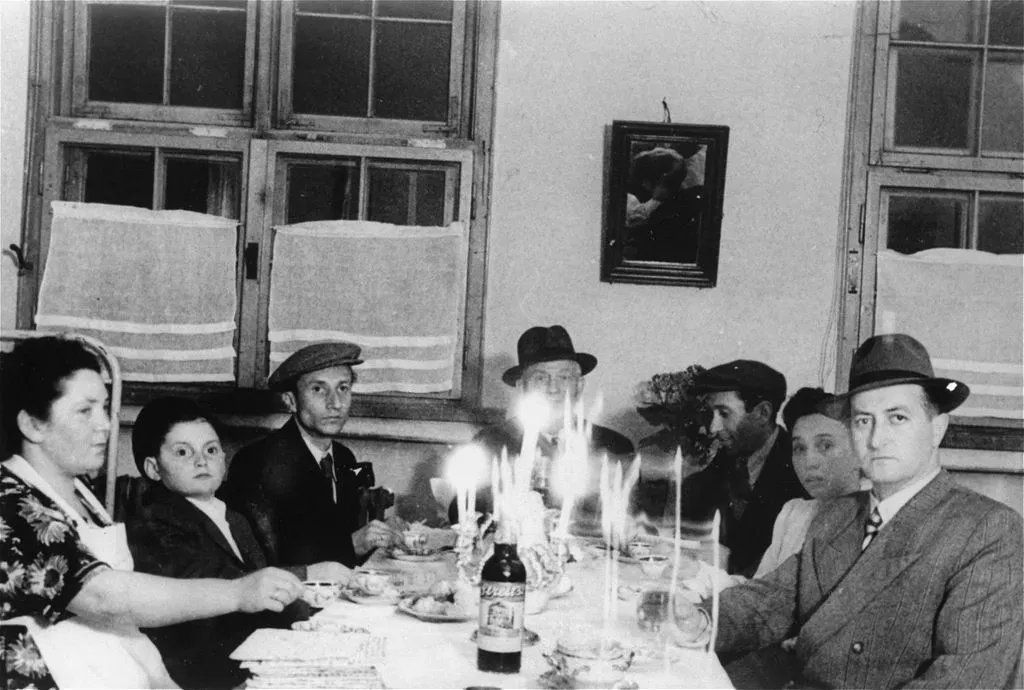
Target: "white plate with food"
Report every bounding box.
[340,586,401,606]
[387,547,447,563]
[396,595,472,622]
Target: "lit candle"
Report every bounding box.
[447,444,486,527]
[669,446,683,601]
[708,510,721,655]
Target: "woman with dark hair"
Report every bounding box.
[0,336,302,689]
[753,387,862,576]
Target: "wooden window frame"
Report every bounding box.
[869,0,1024,172]
[837,1,1024,453]
[69,0,258,127]
[276,1,469,137]
[16,1,500,424]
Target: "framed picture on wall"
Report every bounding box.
[601,120,729,287]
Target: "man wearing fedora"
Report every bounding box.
[674,334,1023,689]
[451,325,633,520]
[678,359,807,577]
[221,342,401,569]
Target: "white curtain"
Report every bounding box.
[268,219,467,394]
[35,201,239,382]
[875,248,1023,419]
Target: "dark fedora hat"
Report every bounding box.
[501,325,597,386]
[836,333,969,414]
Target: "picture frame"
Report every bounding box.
[601,120,729,287]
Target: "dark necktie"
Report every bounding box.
[861,506,882,550]
[321,452,337,503]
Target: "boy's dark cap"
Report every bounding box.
[693,359,787,408]
[268,342,363,391]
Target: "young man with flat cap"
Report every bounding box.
[675,334,1024,689]
[679,360,807,576]
[451,325,634,521]
[221,342,401,569]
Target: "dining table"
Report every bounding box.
[264,540,735,689]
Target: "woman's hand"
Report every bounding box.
[236,567,303,613]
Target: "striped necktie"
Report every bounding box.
[861,506,882,550]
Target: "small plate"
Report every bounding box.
[339,586,401,606]
[389,548,446,563]
[396,597,473,623]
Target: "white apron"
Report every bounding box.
[3,457,178,689]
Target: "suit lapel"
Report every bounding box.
[155,485,249,567]
[801,473,952,654]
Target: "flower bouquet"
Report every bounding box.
[634,366,715,466]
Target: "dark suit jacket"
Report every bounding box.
[680,427,807,576]
[715,471,1024,689]
[220,418,366,568]
[449,418,635,523]
[127,484,309,690]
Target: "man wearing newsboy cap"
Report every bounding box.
[674,334,1023,689]
[221,342,401,569]
[449,325,634,522]
[678,359,807,576]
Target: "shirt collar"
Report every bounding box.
[871,466,941,524]
[295,419,333,463]
[186,495,228,521]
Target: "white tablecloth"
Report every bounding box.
[309,549,733,689]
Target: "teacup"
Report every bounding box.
[351,570,394,596]
[301,581,339,608]
[625,540,652,559]
[402,531,431,555]
[547,635,634,686]
[638,554,669,578]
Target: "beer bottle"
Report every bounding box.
[476,526,526,673]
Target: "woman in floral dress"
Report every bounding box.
[0,336,304,689]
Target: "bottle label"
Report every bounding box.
[477,580,525,653]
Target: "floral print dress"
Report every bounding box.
[1,465,108,690]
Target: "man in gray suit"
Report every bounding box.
[675,333,1023,689]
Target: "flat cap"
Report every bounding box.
[693,359,787,409]
[268,341,363,391]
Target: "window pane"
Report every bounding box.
[170,7,246,109]
[165,158,242,219]
[989,0,1024,47]
[982,52,1024,154]
[296,0,371,15]
[83,151,154,208]
[367,163,455,226]
[895,0,984,43]
[293,16,370,116]
[893,48,975,149]
[886,192,966,253]
[374,22,450,121]
[377,0,452,21]
[88,4,165,103]
[978,194,1024,253]
[286,162,360,223]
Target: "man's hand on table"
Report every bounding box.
[353,519,404,556]
[236,567,303,613]
[669,594,711,647]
